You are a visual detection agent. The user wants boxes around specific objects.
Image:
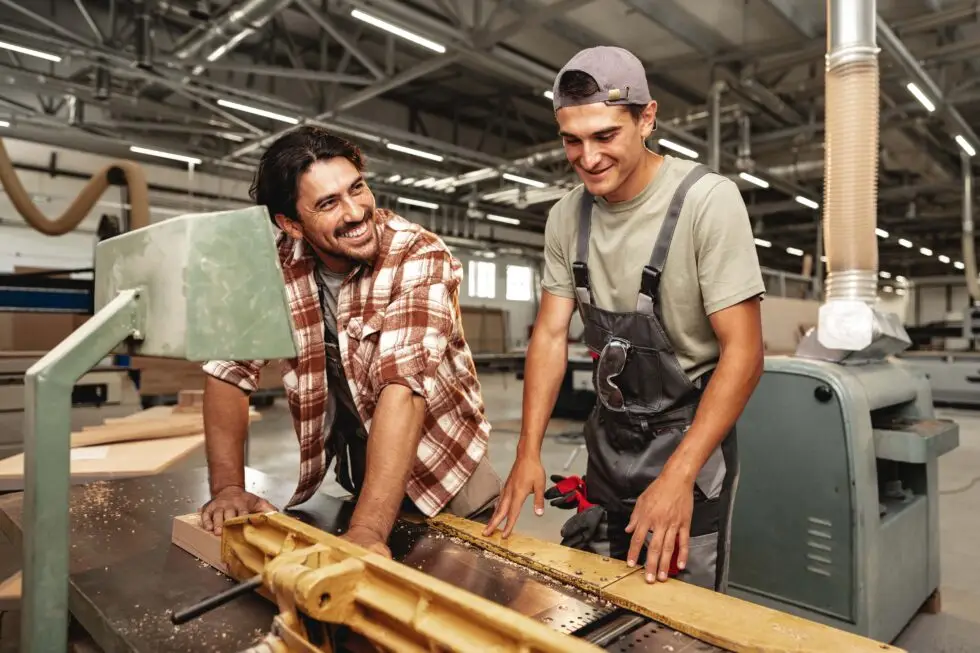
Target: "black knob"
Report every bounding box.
[814,385,833,403]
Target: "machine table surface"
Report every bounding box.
[0,467,719,652]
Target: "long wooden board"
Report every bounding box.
[429,513,905,653]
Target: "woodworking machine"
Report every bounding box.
[728,0,959,644]
[19,206,299,653]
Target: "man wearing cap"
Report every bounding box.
[485,47,766,593]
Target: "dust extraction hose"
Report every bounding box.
[822,0,880,305]
[0,138,151,236]
[962,153,979,303]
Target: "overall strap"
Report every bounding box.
[572,189,596,307]
[637,164,715,315]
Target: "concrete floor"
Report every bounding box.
[238,371,980,653]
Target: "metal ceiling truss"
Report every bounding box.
[0,0,976,279]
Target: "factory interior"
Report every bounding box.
[1,0,980,651]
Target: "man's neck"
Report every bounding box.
[604,150,663,204]
[310,244,355,275]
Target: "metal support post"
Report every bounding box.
[21,288,146,653]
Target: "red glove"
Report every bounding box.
[544,475,595,513]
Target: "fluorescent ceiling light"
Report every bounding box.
[543,90,554,100]
[879,270,891,279]
[739,172,769,188]
[896,288,907,296]
[350,9,446,53]
[502,172,547,188]
[786,247,803,256]
[487,214,520,225]
[955,261,965,269]
[905,82,935,112]
[130,145,202,166]
[386,142,444,162]
[658,138,698,159]
[955,134,977,157]
[0,120,8,128]
[939,254,950,263]
[875,228,889,238]
[753,238,771,248]
[794,195,819,210]
[898,238,913,248]
[882,285,893,293]
[896,275,908,283]
[0,40,61,63]
[216,99,298,124]
[397,197,439,210]
[919,247,933,256]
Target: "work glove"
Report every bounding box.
[543,474,595,513]
[559,505,606,551]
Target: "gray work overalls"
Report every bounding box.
[570,164,739,592]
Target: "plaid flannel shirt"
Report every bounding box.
[202,209,491,515]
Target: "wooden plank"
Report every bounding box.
[602,572,903,653]
[171,513,226,574]
[428,514,905,653]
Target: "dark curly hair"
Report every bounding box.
[249,125,366,225]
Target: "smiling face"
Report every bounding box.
[274,157,379,273]
[557,101,657,203]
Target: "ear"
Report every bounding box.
[641,101,658,140]
[273,213,303,239]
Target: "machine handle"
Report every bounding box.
[170,575,263,625]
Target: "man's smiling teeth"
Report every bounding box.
[341,224,367,239]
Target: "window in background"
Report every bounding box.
[506,265,533,301]
[468,260,496,298]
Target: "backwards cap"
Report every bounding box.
[551,46,652,111]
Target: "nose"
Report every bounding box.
[341,197,365,223]
[581,142,603,170]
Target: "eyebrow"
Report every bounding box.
[313,176,365,210]
[559,126,621,139]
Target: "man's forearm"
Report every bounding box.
[517,330,569,459]
[347,383,426,540]
[203,375,251,495]
[664,342,763,483]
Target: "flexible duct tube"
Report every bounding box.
[0,138,150,235]
[963,152,979,302]
[823,0,880,305]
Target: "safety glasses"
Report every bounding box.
[596,338,630,412]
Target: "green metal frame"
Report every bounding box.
[19,206,299,652]
[22,288,146,653]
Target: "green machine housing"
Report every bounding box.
[20,206,298,653]
[729,309,959,643]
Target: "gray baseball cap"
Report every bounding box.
[551,46,652,111]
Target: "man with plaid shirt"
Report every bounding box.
[198,126,501,556]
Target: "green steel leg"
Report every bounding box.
[21,288,145,653]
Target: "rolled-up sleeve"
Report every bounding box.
[368,248,459,402]
[202,359,268,393]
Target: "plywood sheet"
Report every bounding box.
[0,434,204,491]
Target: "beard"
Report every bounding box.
[310,205,381,267]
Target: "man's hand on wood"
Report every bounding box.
[200,486,277,535]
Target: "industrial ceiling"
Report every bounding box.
[0,0,978,281]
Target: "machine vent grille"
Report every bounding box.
[806,516,834,576]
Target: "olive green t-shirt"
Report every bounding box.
[542,154,766,381]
